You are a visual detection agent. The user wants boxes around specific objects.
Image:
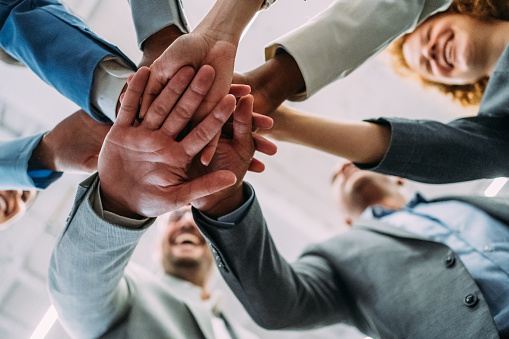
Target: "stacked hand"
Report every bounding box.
[98,66,239,218]
[30,110,111,173]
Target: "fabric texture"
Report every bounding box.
[265,0,452,100]
[359,44,509,183]
[48,174,257,339]
[193,184,502,339]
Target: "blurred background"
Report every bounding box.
[0,0,506,338]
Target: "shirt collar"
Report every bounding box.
[361,193,428,219]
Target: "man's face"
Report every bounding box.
[161,207,213,270]
[0,190,37,230]
[331,161,403,225]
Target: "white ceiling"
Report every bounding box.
[0,0,506,338]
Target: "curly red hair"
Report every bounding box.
[389,0,509,106]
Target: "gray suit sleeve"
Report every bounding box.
[193,185,353,330]
[128,0,190,48]
[48,174,154,338]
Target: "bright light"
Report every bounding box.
[29,305,58,339]
[484,177,508,197]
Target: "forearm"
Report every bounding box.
[272,106,390,164]
[48,175,152,338]
[0,0,136,122]
[195,0,265,43]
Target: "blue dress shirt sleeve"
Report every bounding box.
[0,132,61,189]
[0,0,137,123]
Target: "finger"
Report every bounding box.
[181,94,236,157]
[139,68,167,119]
[233,95,254,141]
[229,84,251,98]
[160,65,215,137]
[252,113,273,130]
[179,170,237,202]
[140,66,196,130]
[200,132,220,166]
[253,134,278,156]
[248,158,265,173]
[116,67,150,127]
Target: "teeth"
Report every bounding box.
[175,233,200,245]
[444,41,453,67]
[0,196,6,213]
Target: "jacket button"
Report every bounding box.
[444,253,456,268]
[464,294,478,307]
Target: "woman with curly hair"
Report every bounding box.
[390,0,509,106]
[390,0,509,105]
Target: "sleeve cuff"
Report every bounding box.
[129,0,190,48]
[90,180,153,229]
[194,182,255,228]
[91,56,135,122]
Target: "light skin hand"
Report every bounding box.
[29,110,111,173]
[192,95,277,219]
[98,66,238,219]
[139,0,265,165]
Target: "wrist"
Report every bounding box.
[139,25,184,67]
[195,0,264,43]
[249,51,305,110]
[28,133,57,172]
[99,185,144,219]
[198,183,246,219]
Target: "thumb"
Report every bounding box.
[181,170,237,202]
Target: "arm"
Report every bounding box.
[0,0,137,123]
[193,187,350,330]
[49,65,240,337]
[264,0,452,100]
[270,105,509,184]
[268,105,390,164]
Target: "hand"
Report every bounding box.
[192,95,277,218]
[139,0,264,165]
[232,50,305,117]
[138,24,185,68]
[140,31,237,165]
[29,110,111,173]
[98,66,238,218]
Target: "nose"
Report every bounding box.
[423,41,437,61]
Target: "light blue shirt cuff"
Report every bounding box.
[0,133,45,189]
[194,182,255,228]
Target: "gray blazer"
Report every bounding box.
[194,192,506,339]
[48,175,256,339]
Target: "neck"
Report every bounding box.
[165,266,212,300]
[378,195,408,211]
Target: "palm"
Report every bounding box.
[98,127,191,217]
[97,66,238,218]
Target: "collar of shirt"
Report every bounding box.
[361,193,428,219]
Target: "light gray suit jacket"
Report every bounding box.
[48,175,256,339]
[194,189,504,339]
